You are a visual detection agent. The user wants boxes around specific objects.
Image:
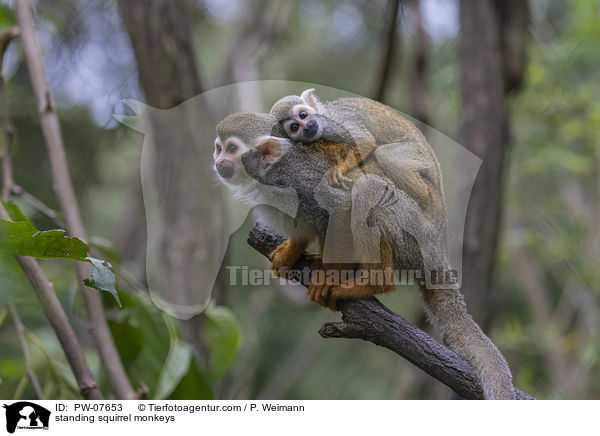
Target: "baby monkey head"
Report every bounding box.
[270,88,324,143]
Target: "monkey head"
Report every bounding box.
[269,88,324,143]
[213,112,284,186]
[240,135,293,187]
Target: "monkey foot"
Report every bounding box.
[307,275,345,311]
[269,239,303,277]
[319,282,392,311]
[307,281,335,310]
[328,167,353,189]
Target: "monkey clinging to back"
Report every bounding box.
[270,89,438,208]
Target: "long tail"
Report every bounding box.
[420,284,515,400]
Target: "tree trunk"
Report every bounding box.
[373,0,402,103]
[459,0,528,326]
[408,0,430,126]
[117,0,225,365]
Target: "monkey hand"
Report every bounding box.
[269,239,304,277]
[327,166,353,189]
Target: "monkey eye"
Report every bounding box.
[216,145,222,154]
[227,143,237,153]
[299,111,307,119]
[290,123,300,133]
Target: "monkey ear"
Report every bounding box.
[256,136,290,163]
[300,88,321,111]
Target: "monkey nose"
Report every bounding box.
[216,160,235,179]
[303,119,318,139]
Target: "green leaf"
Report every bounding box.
[205,304,242,379]
[0,306,7,328]
[2,203,120,305]
[0,4,16,32]
[0,223,89,260]
[116,293,172,395]
[27,331,80,399]
[0,201,88,260]
[167,358,213,400]
[109,293,214,399]
[3,201,34,226]
[83,257,121,307]
[108,314,144,364]
[154,340,193,399]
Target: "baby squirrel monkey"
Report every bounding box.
[270,89,437,206]
[241,131,516,401]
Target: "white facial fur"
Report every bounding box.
[213,135,249,184]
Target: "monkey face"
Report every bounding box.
[213,136,249,182]
[282,104,322,143]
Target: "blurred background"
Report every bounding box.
[0,0,599,400]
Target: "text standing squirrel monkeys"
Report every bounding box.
[270,89,437,206]
[241,136,516,400]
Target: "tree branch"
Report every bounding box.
[15,0,134,399]
[247,222,535,400]
[7,300,45,399]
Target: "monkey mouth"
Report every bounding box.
[303,120,318,139]
[216,162,235,179]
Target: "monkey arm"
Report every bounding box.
[323,128,377,187]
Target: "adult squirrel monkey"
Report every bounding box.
[240,133,516,401]
[214,109,515,400]
[213,112,321,270]
[270,89,436,206]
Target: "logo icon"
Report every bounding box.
[3,402,50,434]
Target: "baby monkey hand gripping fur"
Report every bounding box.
[270,89,437,206]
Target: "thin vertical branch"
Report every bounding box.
[7,301,45,400]
[15,0,134,399]
[373,0,402,102]
[0,27,19,201]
